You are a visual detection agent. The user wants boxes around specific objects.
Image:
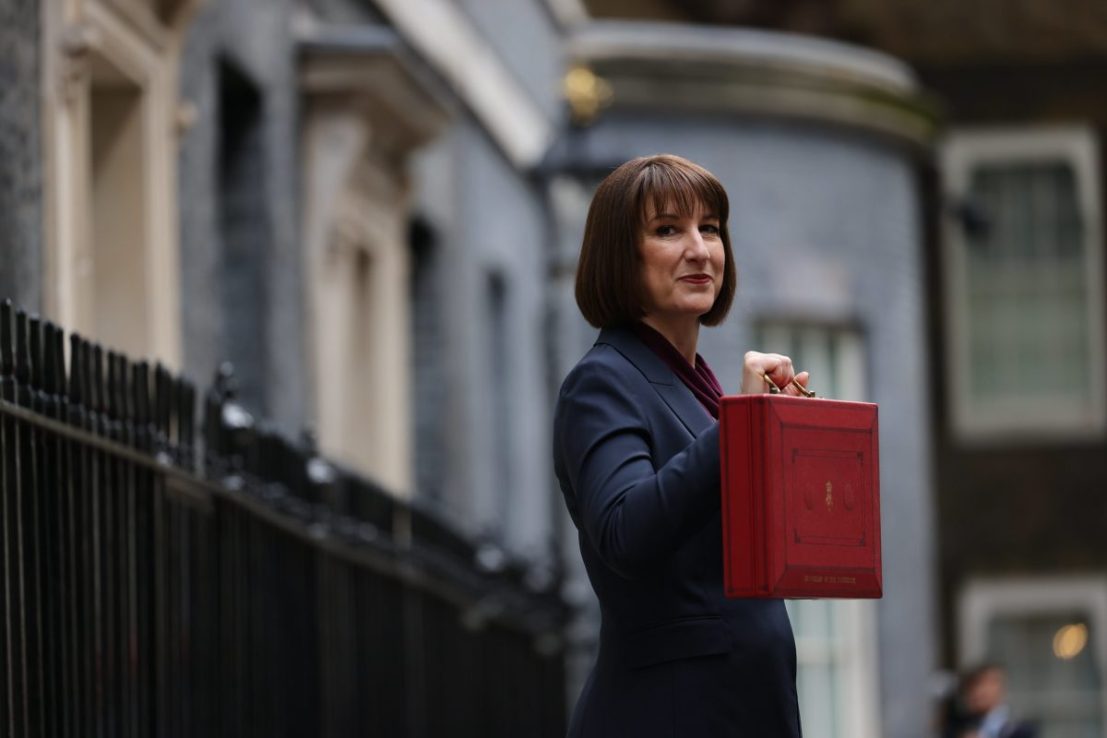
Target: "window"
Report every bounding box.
[941,127,1106,440]
[300,38,449,496]
[42,0,185,365]
[959,577,1107,737]
[409,217,446,504]
[310,179,412,495]
[485,271,513,529]
[218,60,270,415]
[755,322,867,402]
[88,54,150,357]
[754,321,880,738]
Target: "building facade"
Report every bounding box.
[0,0,575,718]
[0,0,990,734]
[916,17,1107,738]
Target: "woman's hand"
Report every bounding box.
[740,351,811,396]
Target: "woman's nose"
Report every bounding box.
[685,230,709,260]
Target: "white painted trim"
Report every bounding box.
[959,575,1107,665]
[940,125,1107,442]
[569,21,918,94]
[371,0,554,169]
[958,575,1107,731]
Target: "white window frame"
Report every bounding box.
[41,0,194,366]
[300,43,450,496]
[940,126,1106,442]
[958,575,1107,730]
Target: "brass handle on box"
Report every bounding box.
[761,373,817,398]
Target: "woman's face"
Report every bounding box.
[638,199,725,326]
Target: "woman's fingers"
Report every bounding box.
[740,352,812,396]
[766,355,794,387]
[740,351,773,394]
[741,351,792,393]
[781,371,810,397]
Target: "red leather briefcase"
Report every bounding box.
[719,395,882,599]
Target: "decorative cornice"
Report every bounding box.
[90,0,205,50]
[569,21,940,147]
[369,0,556,168]
[298,24,453,152]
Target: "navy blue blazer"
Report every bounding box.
[554,326,801,738]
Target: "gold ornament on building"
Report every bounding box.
[562,65,613,125]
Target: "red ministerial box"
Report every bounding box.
[719,395,882,599]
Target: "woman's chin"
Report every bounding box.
[683,300,716,318]
[656,306,713,324]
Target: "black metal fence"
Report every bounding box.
[0,300,568,737]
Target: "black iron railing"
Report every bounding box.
[0,300,568,737]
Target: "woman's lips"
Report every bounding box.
[678,274,712,285]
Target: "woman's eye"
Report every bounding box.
[700,224,720,235]
[655,225,677,236]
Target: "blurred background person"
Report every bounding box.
[943,664,1038,738]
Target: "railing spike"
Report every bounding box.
[52,325,69,422]
[14,308,30,388]
[67,334,85,432]
[92,343,105,434]
[134,361,150,452]
[107,351,118,424]
[0,300,13,402]
[154,362,171,452]
[0,299,12,379]
[43,322,60,399]
[80,339,94,431]
[179,379,196,470]
[28,314,42,394]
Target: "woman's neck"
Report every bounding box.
[641,314,700,365]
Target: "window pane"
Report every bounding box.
[966,161,1090,402]
[753,322,865,401]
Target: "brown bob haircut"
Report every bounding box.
[575,154,737,329]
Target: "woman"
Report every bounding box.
[554,154,810,737]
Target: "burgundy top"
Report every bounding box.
[631,322,724,419]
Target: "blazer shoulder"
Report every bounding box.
[557,344,651,403]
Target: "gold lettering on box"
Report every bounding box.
[802,575,857,585]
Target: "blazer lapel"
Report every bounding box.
[596,327,715,438]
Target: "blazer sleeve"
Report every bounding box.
[555,359,720,579]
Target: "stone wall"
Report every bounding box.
[0,0,42,311]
